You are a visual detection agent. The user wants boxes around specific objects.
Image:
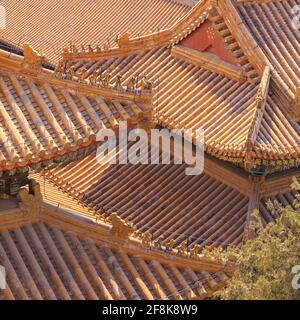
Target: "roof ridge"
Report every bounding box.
[171,44,247,82]
[244,66,271,170]
[217,0,293,102]
[169,0,199,6]
[41,204,235,273]
[0,45,153,104]
[216,0,266,74]
[0,45,154,173]
[0,179,233,273]
[62,0,213,62]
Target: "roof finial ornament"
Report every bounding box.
[114,74,124,91]
[100,72,111,88]
[153,236,164,250]
[115,32,131,48]
[140,75,153,92]
[110,213,135,239]
[89,70,99,86]
[66,65,75,81]
[70,44,78,54]
[141,231,152,248]
[126,74,139,93]
[18,180,43,217]
[21,43,46,74]
[76,67,87,83]
[165,239,175,252]
[177,239,188,256]
[189,244,203,258]
[95,45,101,53]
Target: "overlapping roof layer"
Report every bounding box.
[0,204,232,300]
[0,0,299,301]
[37,148,250,248]
[0,0,193,62]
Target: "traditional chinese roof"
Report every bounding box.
[31,143,300,250]
[0,0,194,63]
[53,0,300,171]
[0,0,299,301]
[0,162,295,300]
[0,199,232,300]
[237,0,300,101]
[0,47,152,172]
[1,0,298,170]
[33,146,252,248]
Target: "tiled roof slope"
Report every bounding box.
[61,0,300,168]
[66,45,300,166]
[40,148,250,248]
[33,148,300,248]
[0,0,193,63]
[237,0,300,100]
[0,49,152,172]
[254,86,300,162]
[66,46,260,164]
[0,206,232,300]
[32,173,96,219]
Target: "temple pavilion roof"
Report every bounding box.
[0,189,233,300]
[31,141,297,249]
[0,0,194,63]
[0,0,299,171]
[0,0,299,301]
[54,0,300,172]
[0,46,153,172]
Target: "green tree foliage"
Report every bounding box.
[216,179,300,300]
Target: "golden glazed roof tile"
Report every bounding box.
[237,0,300,101]
[63,5,300,168]
[0,48,153,172]
[0,221,230,300]
[0,0,298,169]
[0,197,232,300]
[0,0,193,63]
[38,146,250,248]
[31,141,298,253]
[63,45,270,163]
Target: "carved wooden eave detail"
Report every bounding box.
[291,87,300,122]
[171,45,247,82]
[244,66,270,170]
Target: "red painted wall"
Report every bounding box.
[180,20,238,66]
